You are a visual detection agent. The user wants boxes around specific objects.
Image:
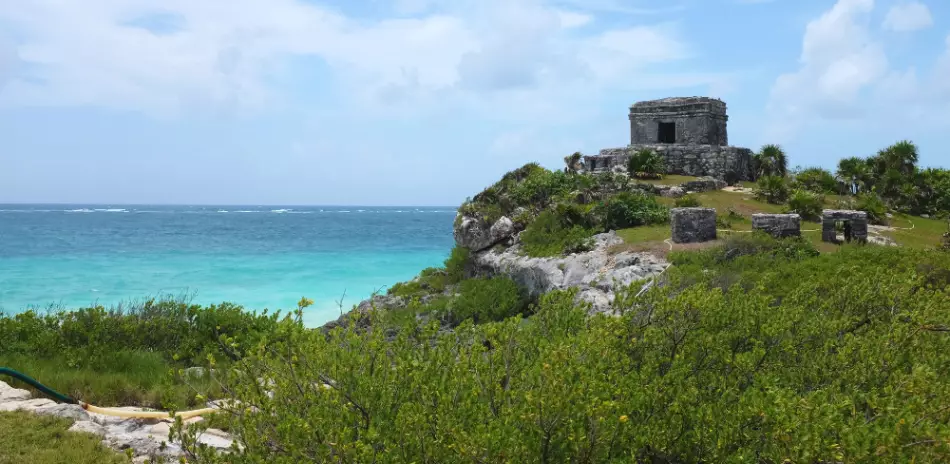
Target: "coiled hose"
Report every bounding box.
[1,367,216,419]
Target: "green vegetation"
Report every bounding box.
[0,411,127,463]
[521,209,597,257]
[626,148,664,179]
[793,166,837,194]
[0,298,294,408]
[597,191,668,230]
[785,189,824,221]
[175,239,950,463]
[753,175,790,204]
[754,143,788,178]
[459,163,673,258]
[673,193,701,207]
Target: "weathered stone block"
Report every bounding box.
[821,210,868,243]
[752,214,801,238]
[671,208,717,244]
[681,176,727,193]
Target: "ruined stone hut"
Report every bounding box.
[584,96,755,182]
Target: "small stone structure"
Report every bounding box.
[583,97,755,182]
[821,210,868,243]
[629,97,728,146]
[671,207,717,244]
[752,214,802,238]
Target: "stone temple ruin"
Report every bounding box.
[752,214,802,238]
[671,207,717,244]
[821,210,868,243]
[584,97,755,182]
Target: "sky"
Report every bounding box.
[0,0,948,206]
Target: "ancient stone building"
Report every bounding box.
[821,210,869,243]
[584,97,755,182]
[752,214,802,238]
[671,208,717,244]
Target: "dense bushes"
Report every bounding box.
[597,191,669,230]
[785,189,824,220]
[446,277,527,324]
[674,194,701,207]
[855,192,888,225]
[754,175,790,204]
[0,298,294,407]
[179,244,950,463]
[626,149,664,179]
[793,166,838,194]
[520,210,596,257]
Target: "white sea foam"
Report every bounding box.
[66,208,94,213]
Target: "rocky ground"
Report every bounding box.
[474,231,669,313]
[0,380,233,462]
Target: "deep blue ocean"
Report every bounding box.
[0,205,456,326]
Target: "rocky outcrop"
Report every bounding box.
[454,215,517,252]
[0,380,233,461]
[473,232,668,313]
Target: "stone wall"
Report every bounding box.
[821,210,868,243]
[629,97,728,146]
[671,208,717,244]
[584,144,754,182]
[752,214,802,238]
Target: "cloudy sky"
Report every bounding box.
[0,0,947,206]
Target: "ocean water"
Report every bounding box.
[0,205,456,326]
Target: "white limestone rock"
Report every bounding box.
[473,231,668,314]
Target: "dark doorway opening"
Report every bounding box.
[658,122,676,144]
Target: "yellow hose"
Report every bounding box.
[82,403,217,419]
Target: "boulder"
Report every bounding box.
[0,398,55,412]
[660,186,686,198]
[454,215,517,252]
[69,420,108,437]
[34,403,91,421]
[0,381,31,402]
[681,176,727,193]
[473,232,669,314]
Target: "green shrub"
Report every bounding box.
[181,247,950,464]
[626,149,664,179]
[754,175,790,204]
[793,167,838,194]
[755,144,788,178]
[597,191,669,230]
[786,189,824,221]
[445,276,527,324]
[855,192,888,225]
[443,246,471,284]
[674,194,701,207]
[671,232,819,267]
[520,210,595,258]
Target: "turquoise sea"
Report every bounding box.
[0,205,456,327]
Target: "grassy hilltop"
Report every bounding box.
[2,141,950,462]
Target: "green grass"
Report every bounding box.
[0,411,128,464]
[0,352,219,409]
[883,214,949,249]
[635,174,699,185]
[615,224,671,244]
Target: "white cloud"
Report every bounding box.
[0,0,710,120]
[765,0,950,142]
[882,1,933,32]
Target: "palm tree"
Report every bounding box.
[836,157,870,195]
[756,144,788,178]
[563,152,584,175]
[869,140,920,205]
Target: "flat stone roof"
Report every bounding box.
[630,96,724,109]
